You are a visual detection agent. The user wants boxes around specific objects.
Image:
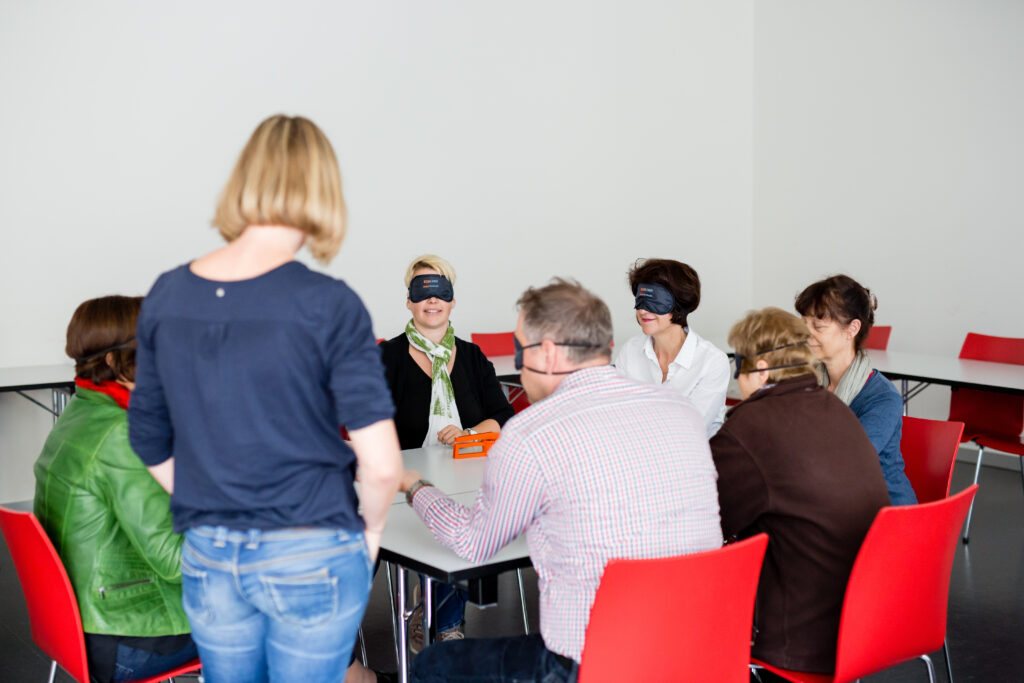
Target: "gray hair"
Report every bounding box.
[516,278,613,364]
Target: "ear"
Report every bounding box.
[104,351,115,369]
[754,359,771,387]
[540,338,559,374]
[846,318,862,339]
[406,298,414,313]
[450,297,456,310]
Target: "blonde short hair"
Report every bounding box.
[212,115,346,264]
[404,254,457,288]
[728,307,818,382]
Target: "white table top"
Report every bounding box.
[867,350,1024,395]
[489,354,519,382]
[0,364,75,392]
[395,445,488,503]
[379,491,529,583]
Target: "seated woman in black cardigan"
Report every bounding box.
[379,253,514,648]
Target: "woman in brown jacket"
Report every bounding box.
[711,307,890,676]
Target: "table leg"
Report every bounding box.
[423,576,433,649]
[385,562,400,670]
[901,379,909,416]
[397,566,409,683]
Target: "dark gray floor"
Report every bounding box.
[2,460,1021,681]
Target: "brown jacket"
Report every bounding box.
[710,374,890,674]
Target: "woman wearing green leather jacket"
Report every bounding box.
[33,296,197,683]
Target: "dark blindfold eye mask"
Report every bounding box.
[409,274,454,303]
[633,282,675,316]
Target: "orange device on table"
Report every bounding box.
[453,432,499,459]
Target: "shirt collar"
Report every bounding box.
[549,364,616,397]
[642,328,698,370]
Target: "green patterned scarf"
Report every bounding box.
[405,319,461,446]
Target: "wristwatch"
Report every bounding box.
[406,478,434,506]
[466,428,478,435]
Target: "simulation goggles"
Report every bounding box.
[75,339,137,363]
[408,274,454,303]
[633,282,675,316]
[513,336,607,375]
[732,342,809,379]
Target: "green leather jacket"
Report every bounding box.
[33,386,190,636]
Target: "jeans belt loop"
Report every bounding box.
[213,526,229,548]
[246,529,261,550]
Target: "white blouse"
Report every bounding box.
[615,329,730,437]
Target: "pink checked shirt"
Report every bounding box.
[412,365,723,660]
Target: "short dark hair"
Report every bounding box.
[794,275,877,352]
[66,296,142,383]
[516,278,613,364]
[627,258,700,328]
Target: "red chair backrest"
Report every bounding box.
[900,416,964,503]
[949,333,1024,440]
[0,507,91,683]
[471,332,514,358]
[578,534,768,683]
[831,485,977,682]
[864,325,891,350]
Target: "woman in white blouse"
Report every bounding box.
[616,258,730,436]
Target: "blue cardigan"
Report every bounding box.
[849,371,917,505]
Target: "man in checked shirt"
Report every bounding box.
[402,278,723,682]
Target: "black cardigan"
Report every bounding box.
[379,334,515,450]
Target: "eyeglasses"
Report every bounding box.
[732,342,808,379]
[513,336,606,374]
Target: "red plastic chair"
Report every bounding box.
[470,331,531,413]
[753,485,977,683]
[470,331,515,357]
[0,506,201,683]
[901,416,965,504]
[578,534,768,683]
[948,333,1024,542]
[863,325,892,350]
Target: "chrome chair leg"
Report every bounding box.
[47,660,56,683]
[358,626,368,667]
[962,446,984,543]
[516,568,530,634]
[919,653,937,683]
[942,638,954,683]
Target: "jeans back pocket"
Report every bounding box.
[261,568,339,627]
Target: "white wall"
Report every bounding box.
[0,1,754,501]
[753,1,1024,427]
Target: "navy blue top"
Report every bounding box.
[849,370,917,505]
[128,261,394,533]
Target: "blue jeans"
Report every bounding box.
[181,526,372,683]
[424,578,468,633]
[112,639,199,682]
[411,634,578,683]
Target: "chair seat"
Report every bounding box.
[974,433,1024,457]
[753,658,833,683]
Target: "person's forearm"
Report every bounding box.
[349,420,403,556]
[146,458,175,494]
[473,419,500,434]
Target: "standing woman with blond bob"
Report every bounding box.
[129,115,402,682]
[795,275,916,505]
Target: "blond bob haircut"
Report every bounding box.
[404,254,457,288]
[212,114,346,264]
[729,307,819,383]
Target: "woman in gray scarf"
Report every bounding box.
[795,275,917,505]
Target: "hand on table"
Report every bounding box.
[437,425,469,445]
[399,469,424,493]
